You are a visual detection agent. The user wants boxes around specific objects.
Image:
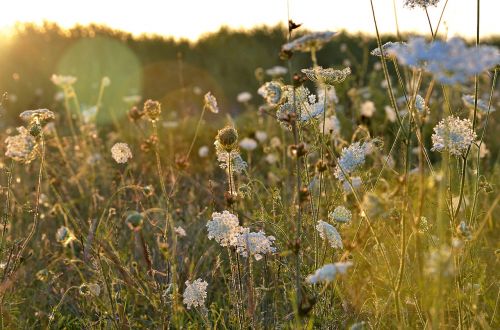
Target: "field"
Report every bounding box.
[0,1,499,329]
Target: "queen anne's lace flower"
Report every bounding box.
[334,142,371,181]
[431,116,476,156]
[306,262,353,284]
[204,92,219,113]
[237,92,252,103]
[462,94,495,113]
[282,31,336,53]
[239,138,257,151]
[389,37,500,84]
[4,127,37,163]
[316,220,343,249]
[371,42,405,59]
[265,66,288,77]
[206,211,243,247]
[236,230,276,261]
[301,67,351,85]
[19,109,55,124]
[258,81,284,107]
[51,74,77,87]
[111,143,133,164]
[183,279,208,309]
[415,95,429,114]
[214,141,247,174]
[329,206,352,224]
[404,0,440,9]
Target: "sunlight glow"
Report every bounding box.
[0,0,498,40]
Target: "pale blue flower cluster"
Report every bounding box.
[389,37,500,84]
[334,142,370,181]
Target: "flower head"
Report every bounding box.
[258,81,284,107]
[207,211,243,247]
[236,230,276,260]
[237,92,252,103]
[431,116,476,156]
[462,94,495,113]
[204,92,219,113]
[329,206,352,224]
[282,31,336,53]
[404,0,440,9]
[371,42,405,59]
[143,99,162,122]
[183,279,208,309]
[239,137,258,151]
[265,65,288,77]
[306,262,353,284]
[111,143,133,164]
[301,67,351,85]
[316,220,343,249]
[51,74,77,87]
[4,127,37,163]
[334,142,371,181]
[19,109,55,124]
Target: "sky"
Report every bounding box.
[0,0,499,40]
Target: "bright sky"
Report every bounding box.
[0,0,498,40]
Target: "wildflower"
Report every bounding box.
[306,262,353,284]
[4,127,37,163]
[55,226,76,246]
[19,109,55,124]
[216,126,238,151]
[183,279,208,309]
[265,65,288,77]
[236,230,276,260]
[320,115,341,136]
[415,94,429,114]
[301,67,351,85]
[370,42,405,59]
[389,37,500,84]
[277,86,324,129]
[456,221,472,241]
[334,142,370,181]
[462,94,495,113]
[431,116,476,156]
[51,74,77,87]
[215,141,248,174]
[239,138,257,151]
[143,99,162,122]
[111,143,133,164]
[237,92,252,103]
[101,76,111,87]
[282,31,336,53]
[265,153,279,165]
[198,145,209,158]
[258,81,284,107]
[175,226,187,237]
[361,101,376,117]
[79,283,101,296]
[316,220,343,249]
[204,92,219,113]
[206,211,243,247]
[404,0,440,9]
[255,131,268,143]
[329,206,352,224]
[385,106,397,122]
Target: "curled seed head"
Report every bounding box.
[217,126,238,150]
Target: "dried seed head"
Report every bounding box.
[217,126,239,151]
[143,99,162,122]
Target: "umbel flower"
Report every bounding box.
[306,262,353,284]
[258,81,285,107]
[329,206,352,224]
[4,127,38,163]
[316,220,343,249]
[235,230,276,261]
[215,127,247,174]
[51,74,77,87]
[19,109,55,124]
[415,94,429,114]
[334,141,371,181]
[431,116,476,156]
[206,211,244,247]
[404,0,440,9]
[204,91,219,113]
[183,279,208,310]
[462,94,495,113]
[276,86,325,129]
[282,31,336,53]
[301,67,351,85]
[370,42,405,59]
[142,99,162,122]
[111,143,133,164]
[389,37,500,84]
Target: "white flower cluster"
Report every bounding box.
[237,92,252,103]
[235,230,276,261]
[258,81,284,107]
[316,220,343,249]
[301,67,351,85]
[370,42,405,58]
[276,86,325,129]
[431,116,476,156]
[389,37,500,84]
[183,279,208,309]
[462,94,495,113]
[404,0,440,9]
[282,31,336,53]
[111,143,133,164]
[214,141,248,173]
[51,74,77,87]
[239,137,258,151]
[4,127,37,164]
[204,91,219,114]
[306,261,353,284]
[329,206,352,224]
[334,142,370,181]
[206,211,244,247]
[265,65,288,77]
[415,94,429,114]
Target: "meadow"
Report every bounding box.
[0,1,499,328]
